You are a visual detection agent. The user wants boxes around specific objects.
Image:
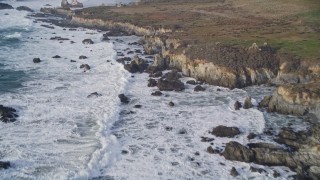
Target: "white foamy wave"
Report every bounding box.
[0,10,31,30]
[0,19,128,179]
[4,32,22,39]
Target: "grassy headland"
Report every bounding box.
[75,0,320,63]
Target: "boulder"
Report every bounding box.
[258,95,272,108]
[79,55,87,59]
[222,141,255,162]
[234,101,242,110]
[118,94,129,104]
[0,105,18,123]
[124,56,148,73]
[230,167,239,177]
[116,57,131,64]
[52,55,61,58]
[186,80,196,85]
[134,105,142,108]
[162,69,182,80]
[0,3,14,10]
[16,6,34,12]
[148,78,157,87]
[247,133,257,140]
[194,85,205,92]
[243,97,253,109]
[157,78,185,91]
[211,126,241,138]
[151,91,162,96]
[149,71,163,78]
[82,39,94,44]
[80,64,90,72]
[0,161,10,169]
[101,34,110,41]
[169,101,175,106]
[33,58,41,63]
[87,92,102,98]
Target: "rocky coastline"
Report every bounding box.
[1,1,319,179]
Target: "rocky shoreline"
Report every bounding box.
[1,2,319,179]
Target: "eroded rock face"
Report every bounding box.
[266,82,320,118]
[157,70,185,91]
[211,126,241,138]
[221,121,320,179]
[124,56,148,73]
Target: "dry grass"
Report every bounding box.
[76,0,320,62]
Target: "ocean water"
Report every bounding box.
[0,0,302,179]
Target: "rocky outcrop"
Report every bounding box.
[0,3,13,10]
[157,70,185,91]
[118,94,130,104]
[0,105,18,123]
[80,64,90,72]
[124,56,148,73]
[263,82,320,119]
[221,121,320,179]
[210,126,241,138]
[16,6,34,12]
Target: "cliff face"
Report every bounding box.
[267,82,320,119]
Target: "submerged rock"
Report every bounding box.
[151,91,162,96]
[16,6,34,12]
[87,92,102,98]
[79,55,87,59]
[234,101,242,110]
[80,64,90,72]
[118,94,129,104]
[169,101,175,107]
[0,161,10,169]
[82,39,94,44]
[147,78,157,87]
[211,126,241,138]
[0,3,14,10]
[33,58,41,63]
[52,55,61,58]
[194,85,205,92]
[0,105,18,123]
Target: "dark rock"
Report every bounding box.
[230,167,239,177]
[127,51,134,55]
[207,146,220,154]
[165,126,173,131]
[162,69,182,80]
[194,85,205,92]
[0,105,18,123]
[50,36,69,41]
[87,92,102,98]
[273,170,281,178]
[117,52,124,57]
[134,105,142,108]
[33,58,41,63]
[52,55,61,58]
[211,126,241,138]
[0,161,10,169]
[124,56,148,73]
[101,34,110,41]
[169,101,175,107]
[82,39,94,44]
[178,128,187,134]
[0,3,14,10]
[149,71,163,78]
[222,141,255,162]
[186,80,196,85]
[157,78,185,91]
[148,78,157,87]
[70,41,75,44]
[105,29,132,36]
[40,24,54,29]
[118,94,129,104]
[243,97,253,109]
[171,162,179,166]
[121,150,129,155]
[250,166,267,174]
[195,152,200,156]
[151,91,162,96]
[217,88,222,91]
[135,49,142,54]
[247,133,257,140]
[234,101,242,110]
[79,55,87,59]
[80,64,90,72]
[16,6,34,12]
[258,95,272,108]
[70,60,76,62]
[201,137,215,142]
[116,57,131,64]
